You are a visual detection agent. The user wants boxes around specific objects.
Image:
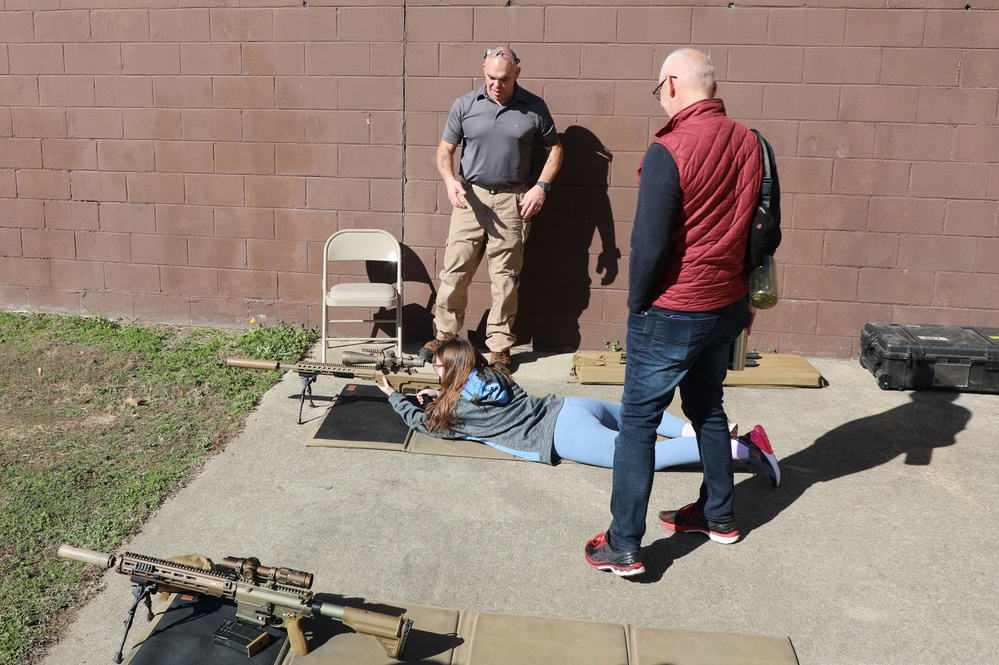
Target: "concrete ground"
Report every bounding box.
[42,347,999,665]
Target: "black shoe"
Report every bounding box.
[584,532,645,577]
[418,338,443,363]
[659,503,740,544]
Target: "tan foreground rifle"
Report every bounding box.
[226,356,440,424]
[58,544,412,662]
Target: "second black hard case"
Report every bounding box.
[859,322,999,392]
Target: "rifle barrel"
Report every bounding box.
[58,543,114,568]
[227,357,281,371]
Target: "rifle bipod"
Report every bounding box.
[114,581,156,663]
[297,371,318,425]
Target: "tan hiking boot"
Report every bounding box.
[418,338,444,362]
[489,350,511,369]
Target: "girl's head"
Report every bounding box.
[432,337,487,386]
[424,337,510,432]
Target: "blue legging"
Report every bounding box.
[553,397,706,469]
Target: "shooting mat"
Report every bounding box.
[308,384,411,450]
[572,351,826,388]
[306,384,525,459]
[283,601,799,665]
[122,594,287,665]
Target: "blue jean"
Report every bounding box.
[607,299,749,552]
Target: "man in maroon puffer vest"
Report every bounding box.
[585,47,773,577]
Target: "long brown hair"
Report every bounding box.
[424,338,511,433]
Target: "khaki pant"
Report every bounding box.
[433,184,531,353]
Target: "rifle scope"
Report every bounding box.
[220,556,313,589]
[343,350,425,368]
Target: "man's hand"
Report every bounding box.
[520,186,546,218]
[446,178,467,209]
[436,141,466,208]
[521,143,562,219]
[747,304,758,335]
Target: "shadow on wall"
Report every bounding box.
[639,389,971,581]
[472,125,621,352]
[399,244,437,344]
[362,244,435,344]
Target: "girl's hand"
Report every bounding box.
[377,374,396,396]
[416,388,440,404]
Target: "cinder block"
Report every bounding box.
[123,109,183,140]
[19,169,71,201]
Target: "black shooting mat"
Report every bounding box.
[124,594,286,665]
[309,384,412,447]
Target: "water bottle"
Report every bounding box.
[728,328,748,371]
[749,255,779,309]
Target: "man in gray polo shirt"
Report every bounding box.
[420,46,563,369]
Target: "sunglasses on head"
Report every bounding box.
[484,48,520,64]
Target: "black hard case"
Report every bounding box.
[859,322,999,392]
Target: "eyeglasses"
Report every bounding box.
[484,48,520,64]
[652,75,677,101]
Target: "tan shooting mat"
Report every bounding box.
[572,351,826,388]
[308,419,527,461]
[283,602,799,665]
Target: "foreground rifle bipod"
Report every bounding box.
[226,356,440,424]
[58,544,412,661]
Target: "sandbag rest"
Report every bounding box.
[286,601,800,665]
[123,594,798,665]
[572,351,826,388]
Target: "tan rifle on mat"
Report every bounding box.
[58,544,412,662]
[226,356,440,424]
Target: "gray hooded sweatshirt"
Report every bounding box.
[386,368,564,465]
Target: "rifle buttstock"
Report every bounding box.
[340,606,412,659]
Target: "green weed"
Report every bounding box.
[0,313,318,665]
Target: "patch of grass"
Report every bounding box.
[0,312,318,665]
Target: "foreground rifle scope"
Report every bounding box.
[219,556,313,589]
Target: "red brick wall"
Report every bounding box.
[2,1,997,358]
